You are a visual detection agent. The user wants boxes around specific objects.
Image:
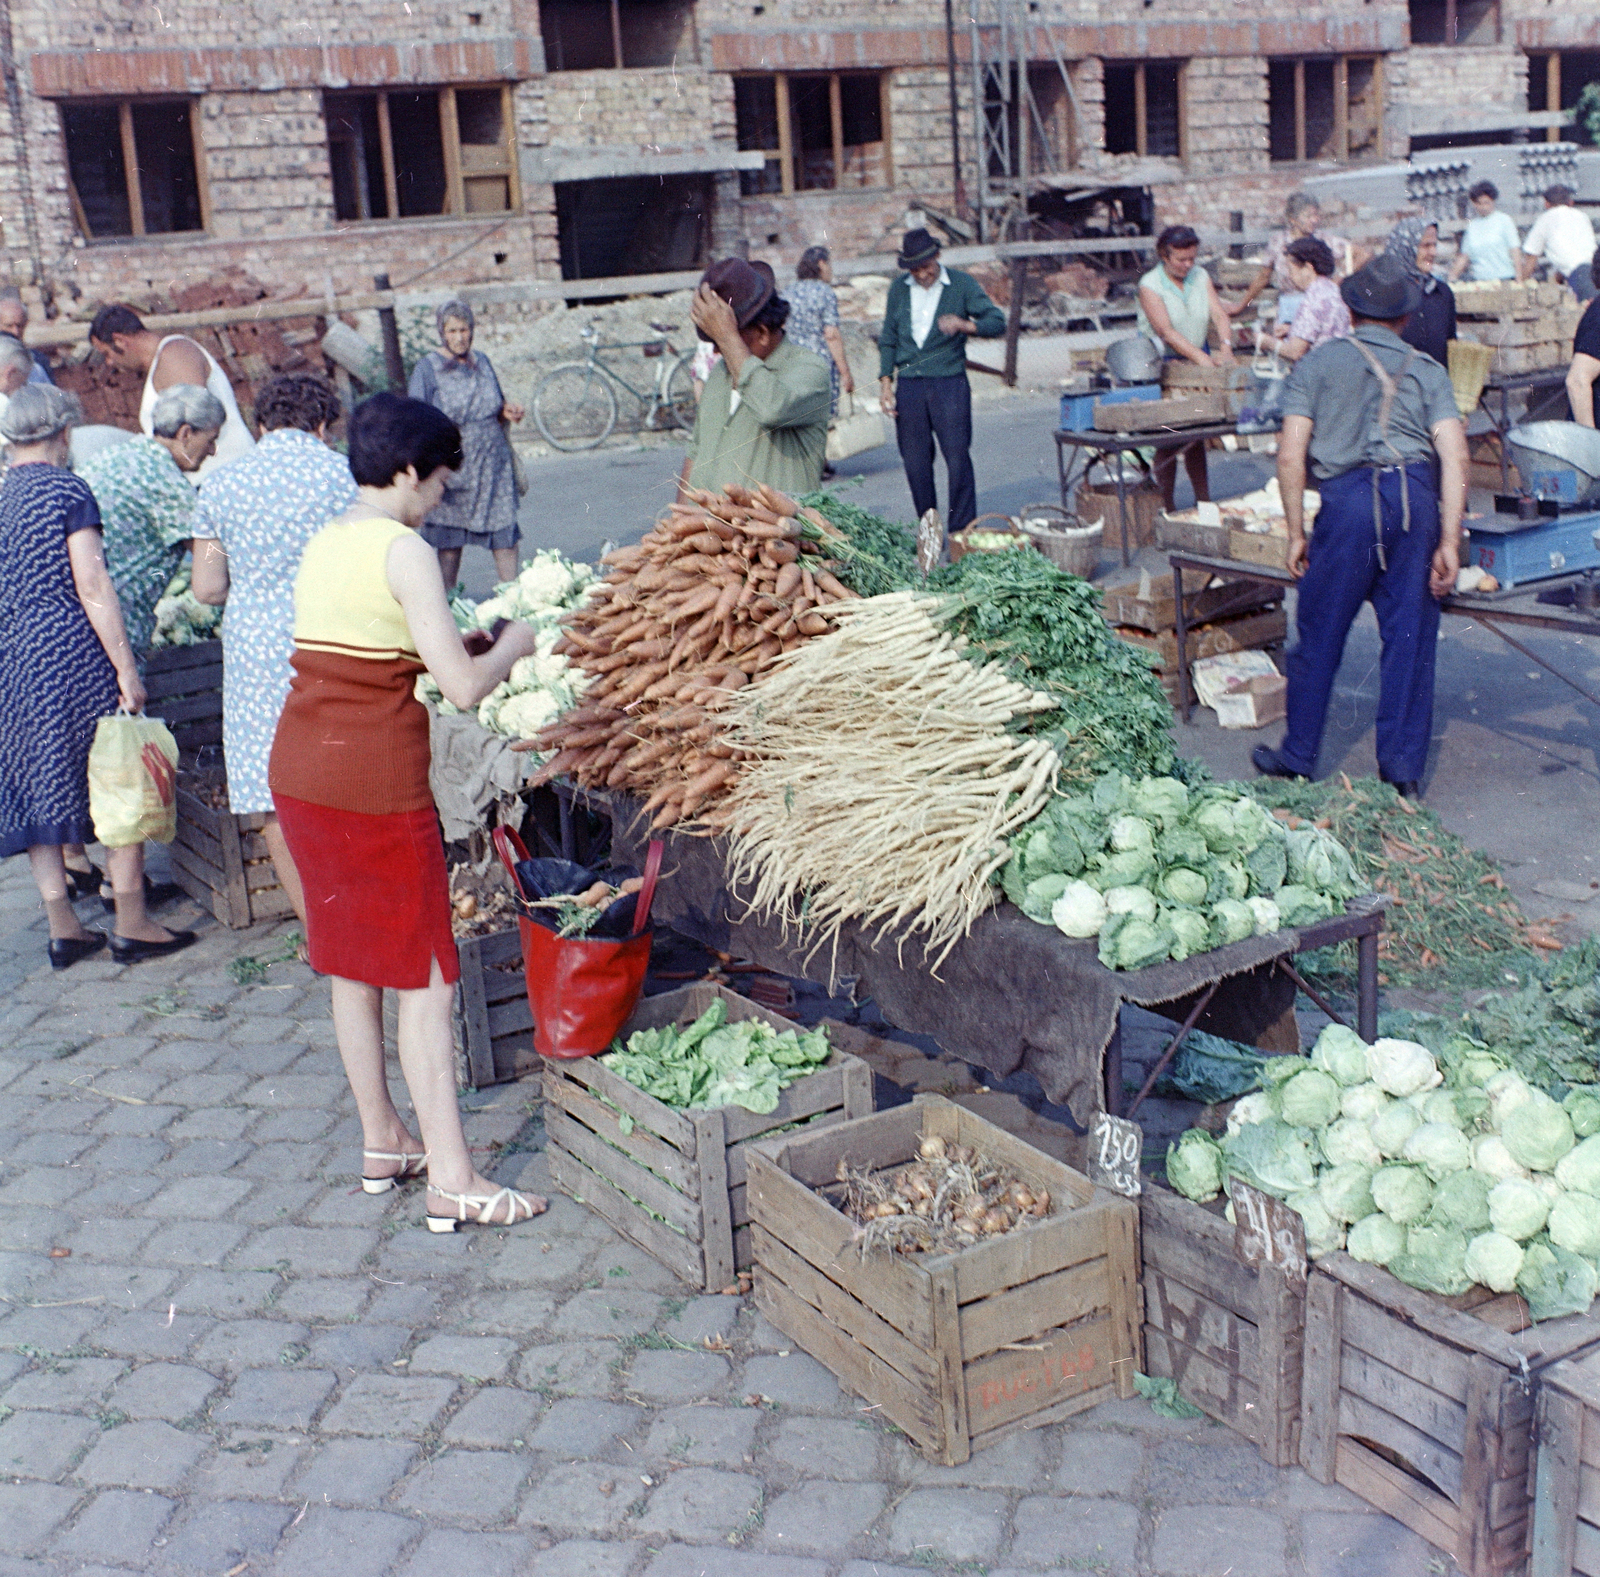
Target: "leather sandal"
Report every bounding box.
[361,1149,428,1195]
[425,1185,544,1232]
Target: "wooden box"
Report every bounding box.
[1227,527,1293,570]
[543,983,873,1293]
[170,775,294,930]
[1531,1347,1600,1577]
[1093,392,1228,432]
[1116,605,1287,669]
[1075,481,1162,553]
[1102,570,1281,633]
[1140,1184,1304,1466]
[143,639,223,754]
[457,926,533,1089]
[746,1094,1142,1466]
[1302,1254,1600,1576]
[1156,509,1233,560]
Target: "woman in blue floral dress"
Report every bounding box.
[785,246,854,415]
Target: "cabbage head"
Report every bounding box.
[1554,1135,1600,1197]
[1213,861,1251,903]
[1100,914,1176,972]
[1094,846,1157,889]
[1319,1162,1377,1224]
[1488,1176,1549,1241]
[1516,1239,1599,1322]
[1279,1069,1341,1130]
[1430,1168,1492,1234]
[1274,884,1336,928]
[1051,881,1108,940]
[1320,1116,1383,1171]
[1564,1088,1600,1140]
[1104,886,1158,923]
[1485,1069,1535,1128]
[1548,1192,1600,1259]
[1285,825,1363,899]
[1000,849,1032,910]
[1222,1117,1318,1200]
[1209,899,1257,949]
[1157,867,1209,908]
[1372,1163,1434,1224]
[1370,1101,1423,1159]
[1420,1090,1467,1129]
[1470,1134,1529,1183]
[1347,1212,1406,1266]
[1245,839,1288,898]
[1449,1043,1507,1092]
[1464,1231,1524,1294]
[1109,814,1156,853]
[1532,1171,1566,1205]
[1165,906,1212,963]
[1401,1122,1472,1182]
[1092,771,1132,815]
[1020,873,1070,924]
[1193,800,1241,854]
[1312,1025,1373,1089]
[1286,1189,1345,1260]
[1392,1223,1473,1296]
[1020,826,1065,880]
[1500,1096,1576,1174]
[1341,1082,1390,1122]
[1231,796,1277,855]
[1157,825,1209,868]
[1166,1129,1224,1203]
[1247,896,1281,936]
[1131,776,1189,828]
[1366,1039,1442,1098]
[1226,1092,1276,1137]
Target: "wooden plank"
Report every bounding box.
[767,1104,923,1188]
[1338,1390,1464,1502]
[1142,1195,1265,1320]
[1143,1327,1261,1437]
[967,1380,1118,1457]
[1320,1256,1522,1365]
[1584,1462,1600,1524]
[1578,1520,1600,1577]
[1145,1270,1260,1371]
[840,1053,874,1120]
[1256,1263,1304,1467]
[144,639,223,675]
[929,1262,971,1465]
[143,661,223,698]
[1301,1270,1342,1483]
[174,817,224,869]
[1458,1353,1504,1575]
[176,786,221,839]
[547,1074,698,1194]
[458,937,496,1090]
[217,808,249,927]
[960,1258,1111,1361]
[243,863,283,894]
[733,1221,752,1273]
[950,1103,1094,1208]
[168,852,226,924]
[544,1107,704,1239]
[721,1058,846,1144]
[1336,1436,1460,1556]
[1342,1289,1471,1398]
[1340,1345,1468,1459]
[1103,1199,1142,1399]
[547,1056,697,1155]
[950,1210,1109,1306]
[1531,1388,1584,1577]
[487,996,536,1038]
[962,1314,1116,1436]
[729,1181,747,1230]
[695,1108,735,1294]
[547,1141,704,1287]
[246,888,295,925]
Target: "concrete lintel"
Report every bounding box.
[520,147,765,185]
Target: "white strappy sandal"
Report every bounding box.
[425,1185,544,1232]
[361,1150,429,1195]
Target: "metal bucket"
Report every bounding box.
[1505,421,1600,504]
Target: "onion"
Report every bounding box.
[453,894,478,919]
[918,1135,947,1161]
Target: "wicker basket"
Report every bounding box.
[1018,503,1100,578]
[947,514,1039,564]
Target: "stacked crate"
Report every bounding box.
[1453,280,1583,375]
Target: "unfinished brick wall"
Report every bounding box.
[201,90,336,242]
[540,68,735,157]
[1402,44,1529,128]
[1183,57,1269,178]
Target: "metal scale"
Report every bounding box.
[1468,422,1600,589]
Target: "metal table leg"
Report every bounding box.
[1173,559,1192,724]
[1104,1018,1123,1116]
[1115,451,1131,566]
[1357,922,1380,1043]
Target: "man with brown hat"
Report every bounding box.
[677,258,831,499]
[878,227,1006,532]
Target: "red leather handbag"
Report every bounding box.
[493,827,664,1060]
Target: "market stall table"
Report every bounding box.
[1476,366,1571,492]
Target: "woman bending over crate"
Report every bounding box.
[267,392,546,1228]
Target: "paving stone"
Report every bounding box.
[139,1040,225,1074]
[646,1404,759,1468]
[485,1226,596,1288]
[273,1277,372,1323]
[1010,1493,1142,1569]
[156,1072,252,1106]
[887,1488,1007,1563]
[0,1166,93,1206]
[1091,1396,1216,1437]
[27,1259,176,1312]
[213,1367,337,1431]
[233,1224,379,1279]
[7,1132,96,1167]
[139,1219,251,1267]
[0,1206,74,1255]
[764,1415,879,1478]
[82,1136,174,1175]
[407,1334,519,1383]
[742,1352,844,1411]
[626,1347,731,1403]
[1267,1467,1375,1514]
[440,1386,543,1448]
[104,1363,219,1422]
[0,1481,80,1555]
[187,1431,305,1499]
[320,1374,459,1437]
[394,1527,537,1577]
[61,1217,159,1263]
[526,1397,639,1457]
[307,1322,410,1372]
[1299,1510,1440,1577]
[72,1174,166,1214]
[836,1565,929,1577]
[641,1550,829,1577]
[92,1310,211,1363]
[240,1073,348,1109]
[526,1539,645,1576]
[395,1448,529,1523]
[140,1176,253,1220]
[164,1106,253,1141]
[74,1420,209,1490]
[891,1424,1047,1488]
[660,1294,741,1345]
[270,1505,421,1577]
[763,1479,886,1553]
[0,1304,105,1356]
[365,1282,443,1327]
[588,1240,687,1293]
[1150,1504,1289,1577]
[91,1103,181,1137]
[158,1498,294,1572]
[0,1409,98,1479]
[160,1139,256,1174]
[635,1466,764,1540]
[461,1288,560,1334]
[251,1106,339,1144]
[0,1352,27,1388]
[50,1488,174,1563]
[1056,1428,1147,1497]
[1149,1435,1295,1507]
[291,1436,419,1506]
[518,1459,638,1535]
[549,1286,667,1339]
[169,1270,281,1317]
[190,1319,309,1372]
[233,1180,323,1223]
[2,1357,127,1412]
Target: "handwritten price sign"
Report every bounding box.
[1231,1180,1308,1283]
[1087,1113,1143,1198]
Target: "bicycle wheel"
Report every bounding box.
[532,363,619,451]
[662,354,699,431]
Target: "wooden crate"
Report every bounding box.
[1093,392,1228,432]
[1531,1346,1600,1577]
[1102,569,1281,633]
[747,1094,1142,1465]
[1140,1183,1304,1466]
[543,983,874,1292]
[170,776,294,930]
[143,639,223,754]
[1302,1253,1600,1576]
[1156,510,1233,559]
[1227,527,1293,569]
[1116,605,1287,670]
[456,925,534,1089]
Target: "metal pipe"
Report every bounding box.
[1126,979,1220,1119]
[944,0,967,222]
[373,273,406,391]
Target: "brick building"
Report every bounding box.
[0,0,1595,315]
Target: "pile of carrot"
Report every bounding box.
[527,482,858,829]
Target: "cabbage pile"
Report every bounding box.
[1001,772,1364,971]
[149,561,223,649]
[1166,1024,1600,1320]
[417,550,597,740]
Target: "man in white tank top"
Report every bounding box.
[89,304,255,480]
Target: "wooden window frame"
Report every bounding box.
[61,96,210,241]
[1268,54,1385,165]
[1109,61,1188,164]
[734,70,891,196]
[1412,0,1501,47]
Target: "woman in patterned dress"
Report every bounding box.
[785,246,854,415]
[190,375,357,929]
[0,386,195,969]
[408,301,524,591]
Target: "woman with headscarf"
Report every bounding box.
[407,300,525,591]
[1386,216,1456,367]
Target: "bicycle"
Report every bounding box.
[531,320,698,451]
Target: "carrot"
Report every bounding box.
[815,570,856,600]
[756,483,798,516]
[774,563,803,600]
[600,545,646,569]
[713,579,742,622]
[796,611,830,636]
[529,746,592,787]
[629,637,673,661]
[800,566,817,602]
[676,583,723,618]
[760,607,789,634]
[791,597,814,617]
[737,576,760,608]
[684,531,724,554]
[761,538,800,567]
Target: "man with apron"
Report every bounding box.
[1252,255,1467,799]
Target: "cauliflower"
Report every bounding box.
[495,688,561,738]
[148,562,223,648]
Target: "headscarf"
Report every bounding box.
[1385,217,1440,295]
[436,299,475,355]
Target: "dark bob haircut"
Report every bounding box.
[254,373,341,436]
[1468,180,1499,204]
[1285,235,1336,277]
[750,294,791,332]
[796,245,830,280]
[347,391,462,488]
[88,303,145,344]
[1156,225,1201,256]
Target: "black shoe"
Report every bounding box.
[109,929,198,965]
[49,932,107,971]
[1251,745,1308,782]
[1381,777,1422,800]
[64,862,104,901]
[102,876,184,914]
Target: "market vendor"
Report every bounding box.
[677,259,831,500]
[1565,253,1600,427]
[1252,255,1467,801]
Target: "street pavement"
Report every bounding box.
[0,847,1451,1576]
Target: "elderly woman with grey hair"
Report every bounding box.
[407,299,525,588]
[0,385,194,968]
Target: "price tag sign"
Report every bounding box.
[1232,1180,1308,1284]
[1088,1113,1143,1197]
[916,507,944,577]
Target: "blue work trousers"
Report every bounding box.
[1280,462,1442,784]
[895,374,977,531]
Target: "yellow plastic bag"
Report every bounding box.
[88,712,180,848]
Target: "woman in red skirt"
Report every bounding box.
[270,391,545,1231]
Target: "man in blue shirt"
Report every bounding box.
[0,289,53,385]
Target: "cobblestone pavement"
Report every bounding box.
[0,858,1451,1577]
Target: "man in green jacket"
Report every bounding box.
[679,258,831,499]
[878,228,1006,531]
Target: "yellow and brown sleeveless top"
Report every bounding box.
[268,514,433,815]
